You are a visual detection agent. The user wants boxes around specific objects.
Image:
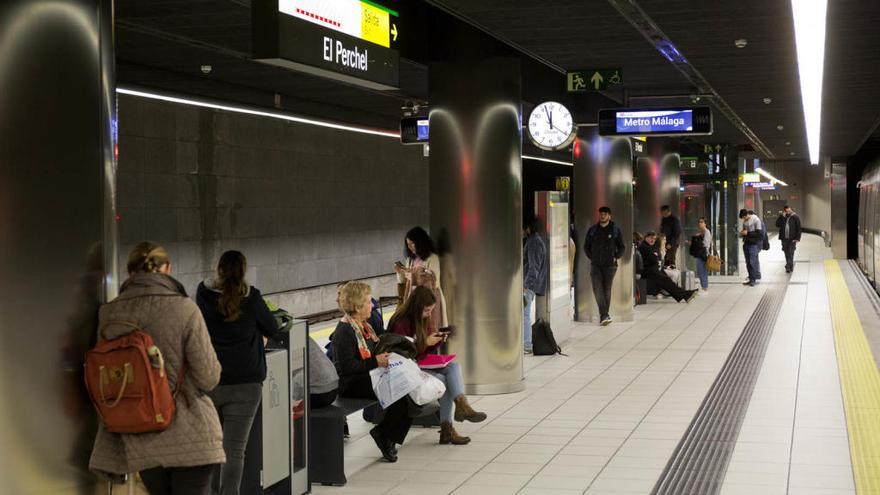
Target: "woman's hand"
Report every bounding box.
[376,352,391,367]
[426,333,444,346]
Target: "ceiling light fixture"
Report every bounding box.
[777,124,784,131]
[522,155,573,166]
[200,64,212,74]
[734,39,748,48]
[755,166,789,186]
[763,97,772,104]
[791,0,828,165]
[785,141,792,145]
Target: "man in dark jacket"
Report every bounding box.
[584,206,625,326]
[523,216,547,353]
[659,205,683,267]
[775,205,802,273]
[638,232,697,303]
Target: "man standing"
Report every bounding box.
[660,205,683,267]
[739,209,764,286]
[584,206,625,325]
[775,205,802,273]
[522,216,547,354]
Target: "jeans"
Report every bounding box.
[428,361,465,423]
[140,464,217,495]
[523,289,535,351]
[782,240,797,271]
[695,257,709,289]
[744,243,762,282]
[590,264,617,319]
[208,383,262,495]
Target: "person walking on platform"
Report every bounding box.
[775,205,802,273]
[196,250,283,495]
[689,218,713,292]
[639,232,698,303]
[740,209,764,286]
[659,205,683,267]
[522,215,547,353]
[584,206,625,325]
[89,242,225,494]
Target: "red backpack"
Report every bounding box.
[84,322,186,434]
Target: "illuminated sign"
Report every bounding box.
[740,173,760,184]
[598,107,712,136]
[400,117,428,144]
[254,0,400,90]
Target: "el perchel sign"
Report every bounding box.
[253,0,400,90]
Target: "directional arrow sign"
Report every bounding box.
[391,23,398,41]
[567,69,623,92]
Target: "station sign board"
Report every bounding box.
[598,107,712,137]
[740,173,760,184]
[400,117,428,144]
[253,0,400,90]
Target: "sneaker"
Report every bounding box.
[685,290,698,303]
[600,316,613,326]
[742,280,753,286]
[524,348,533,355]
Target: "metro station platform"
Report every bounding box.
[317,234,880,495]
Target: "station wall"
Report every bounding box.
[116,94,429,315]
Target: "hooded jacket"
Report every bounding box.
[89,273,224,476]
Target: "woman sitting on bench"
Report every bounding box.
[331,281,411,463]
[638,232,697,303]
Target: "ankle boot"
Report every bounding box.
[439,421,471,445]
[453,395,487,423]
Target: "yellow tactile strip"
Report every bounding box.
[825,260,880,494]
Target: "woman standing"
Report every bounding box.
[689,218,713,292]
[388,286,487,445]
[332,281,411,462]
[394,227,448,328]
[196,251,281,495]
[89,242,224,494]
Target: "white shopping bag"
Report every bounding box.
[409,370,446,405]
[369,352,421,409]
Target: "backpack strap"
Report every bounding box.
[99,320,141,341]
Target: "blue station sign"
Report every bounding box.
[598,107,712,137]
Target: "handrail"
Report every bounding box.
[802,227,832,247]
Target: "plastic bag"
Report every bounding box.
[409,370,447,405]
[369,352,421,409]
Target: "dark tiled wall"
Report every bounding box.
[116,95,428,302]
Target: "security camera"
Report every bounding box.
[402,100,420,116]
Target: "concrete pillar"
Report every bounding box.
[573,127,634,323]
[429,55,524,394]
[0,0,115,491]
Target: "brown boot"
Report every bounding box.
[454,395,487,423]
[440,421,471,445]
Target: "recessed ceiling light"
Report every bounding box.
[735,39,748,48]
[763,97,772,104]
[200,64,212,74]
[790,152,795,156]
[785,141,791,145]
[777,124,784,130]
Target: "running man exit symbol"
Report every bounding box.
[567,69,622,92]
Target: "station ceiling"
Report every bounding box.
[116,0,880,163]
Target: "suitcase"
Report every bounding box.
[681,270,696,290]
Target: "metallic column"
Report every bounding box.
[832,162,848,258]
[573,128,634,322]
[0,0,115,492]
[634,156,660,235]
[429,57,524,394]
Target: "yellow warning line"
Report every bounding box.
[824,260,880,494]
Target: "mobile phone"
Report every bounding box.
[438,326,455,335]
[394,260,405,268]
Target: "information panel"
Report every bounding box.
[598,107,712,136]
[400,117,429,144]
[254,0,400,90]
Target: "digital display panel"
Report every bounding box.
[417,119,429,141]
[400,117,428,144]
[279,0,398,48]
[598,107,712,136]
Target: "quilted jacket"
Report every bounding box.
[89,273,225,475]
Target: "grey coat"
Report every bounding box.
[89,273,225,475]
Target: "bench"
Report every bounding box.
[309,397,378,486]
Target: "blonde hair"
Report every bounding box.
[338,281,371,316]
[127,241,170,275]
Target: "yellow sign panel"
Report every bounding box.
[360,2,390,47]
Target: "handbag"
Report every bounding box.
[706,255,723,272]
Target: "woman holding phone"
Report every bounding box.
[394,227,448,328]
[388,286,486,445]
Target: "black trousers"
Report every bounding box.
[590,264,617,318]
[341,374,412,444]
[140,464,217,495]
[782,240,797,271]
[645,272,690,301]
[311,389,338,409]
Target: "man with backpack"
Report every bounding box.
[739,209,764,286]
[584,206,626,326]
[522,216,547,354]
[775,205,802,273]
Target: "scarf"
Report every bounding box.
[343,316,377,360]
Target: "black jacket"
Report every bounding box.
[584,221,625,267]
[660,215,683,246]
[637,241,664,277]
[331,321,379,395]
[775,213,802,241]
[689,234,708,260]
[196,283,281,385]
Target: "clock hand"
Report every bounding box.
[552,124,568,134]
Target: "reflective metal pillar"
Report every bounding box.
[573,128,634,323]
[0,0,115,491]
[429,57,524,394]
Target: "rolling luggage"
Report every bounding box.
[681,270,696,291]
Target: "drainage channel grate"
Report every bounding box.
[651,284,789,495]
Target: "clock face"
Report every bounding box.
[527,101,576,150]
